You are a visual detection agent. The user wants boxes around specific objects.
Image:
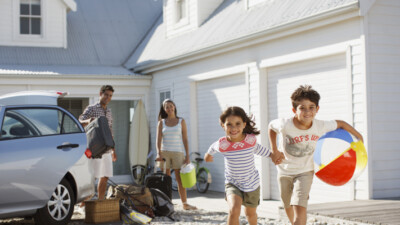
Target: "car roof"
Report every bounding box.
[0,91,68,106]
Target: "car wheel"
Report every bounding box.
[34,179,75,225]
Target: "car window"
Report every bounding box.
[1,115,37,139]
[0,109,58,140]
[59,110,81,134]
[0,108,82,140]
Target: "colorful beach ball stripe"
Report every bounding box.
[314,129,367,186]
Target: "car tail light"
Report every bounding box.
[85,148,92,158]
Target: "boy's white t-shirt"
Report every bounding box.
[269,118,337,175]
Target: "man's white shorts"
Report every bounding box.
[93,152,113,179]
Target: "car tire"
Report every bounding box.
[34,178,75,225]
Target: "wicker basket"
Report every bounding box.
[84,199,120,224]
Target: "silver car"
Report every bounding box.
[0,91,95,225]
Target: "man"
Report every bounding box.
[79,85,117,200]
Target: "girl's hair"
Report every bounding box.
[220,106,260,135]
[158,99,178,120]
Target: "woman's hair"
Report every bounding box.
[158,99,178,120]
[220,106,260,135]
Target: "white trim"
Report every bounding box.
[0,73,151,80]
[62,0,77,12]
[258,68,270,199]
[359,0,376,16]
[259,41,358,68]
[346,45,355,200]
[189,63,252,81]
[360,13,372,199]
[189,82,198,153]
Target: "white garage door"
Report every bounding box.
[267,53,354,203]
[196,73,249,192]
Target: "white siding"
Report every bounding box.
[0,0,67,48]
[367,0,400,198]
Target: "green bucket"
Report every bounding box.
[180,164,196,188]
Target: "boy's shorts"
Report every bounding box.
[158,151,185,170]
[225,183,260,208]
[278,171,314,208]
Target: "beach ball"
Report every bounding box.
[314,129,367,186]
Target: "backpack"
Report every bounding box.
[149,188,174,219]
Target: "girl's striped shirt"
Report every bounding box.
[207,134,270,192]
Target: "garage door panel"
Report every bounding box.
[197,73,248,192]
[267,54,353,202]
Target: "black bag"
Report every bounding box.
[144,160,172,200]
[150,188,174,219]
[85,116,114,158]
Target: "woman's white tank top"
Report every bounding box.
[161,118,185,152]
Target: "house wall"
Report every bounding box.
[0,0,67,48]
[366,0,400,198]
[149,16,371,199]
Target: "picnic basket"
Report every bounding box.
[84,199,120,224]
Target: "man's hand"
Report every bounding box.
[112,149,117,162]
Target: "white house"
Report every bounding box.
[1,0,399,203]
[124,0,400,202]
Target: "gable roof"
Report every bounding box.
[0,0,162,76]
[125,0,359,72]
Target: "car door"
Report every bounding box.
[0,106,86,213]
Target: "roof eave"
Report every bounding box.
[133,1,360,74]
[63,0,77,12]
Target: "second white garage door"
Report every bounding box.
[196,73,249,192]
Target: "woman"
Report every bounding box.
[155,99,197,210]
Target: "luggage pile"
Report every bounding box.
[107,175,175,224]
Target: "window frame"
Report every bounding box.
[0,106,83,141]
[19,0,42,35]
[13,0,47,42]
[173,0,189,28]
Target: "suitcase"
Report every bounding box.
[145,160,172,199]
[85,116,115,158]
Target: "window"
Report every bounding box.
[0,108,80,140]
[175,0,187,23]
[159,90,171,106]
[20,0,41,35]
[58,111,81,134]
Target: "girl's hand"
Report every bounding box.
[184,156,190,165]
[270,151,285,165]
[204,153,213,162]
[155,153,163,161]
